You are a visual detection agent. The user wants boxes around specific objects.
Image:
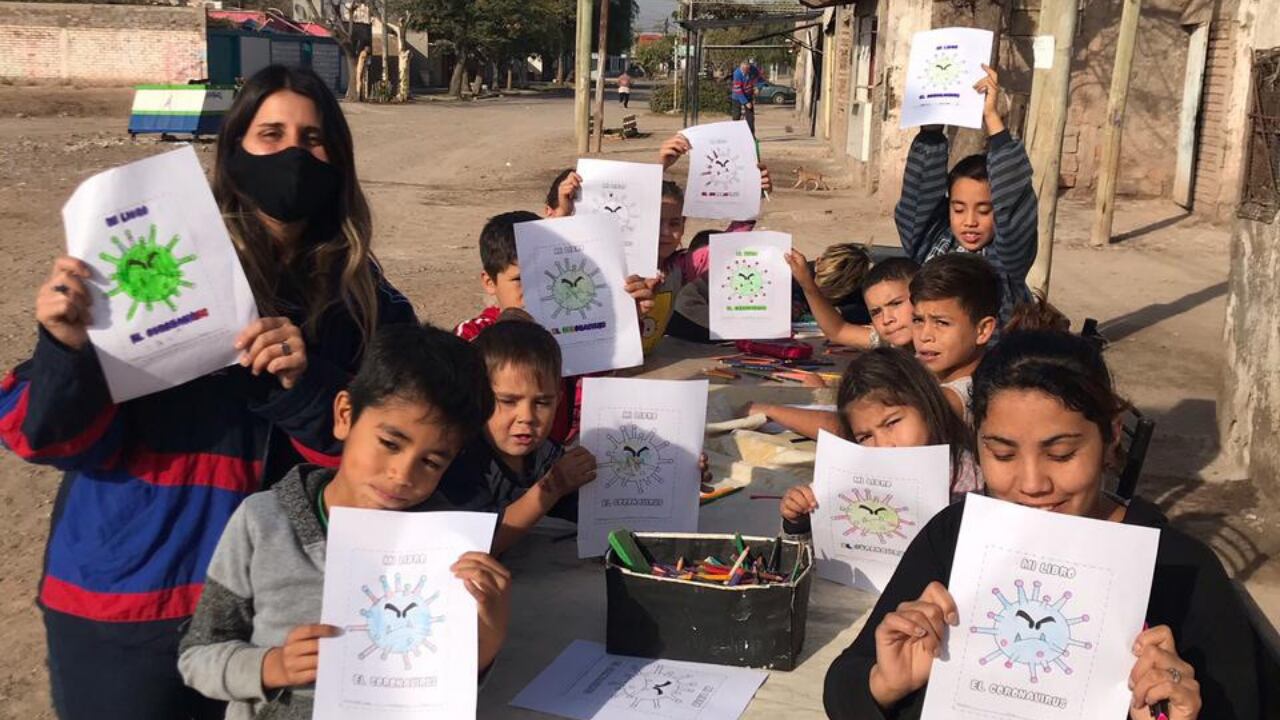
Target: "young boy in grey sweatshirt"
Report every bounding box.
[178,323,507,719]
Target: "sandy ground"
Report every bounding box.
[0,84,1274,717]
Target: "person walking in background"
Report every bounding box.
[618,70,632,108]
[731,59,764,136]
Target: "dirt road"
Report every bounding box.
[0,86,1272,717]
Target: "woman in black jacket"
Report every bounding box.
[823,331,1258,720]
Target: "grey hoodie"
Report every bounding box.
[178,463,334,719]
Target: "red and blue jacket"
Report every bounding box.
[0,276,415,624]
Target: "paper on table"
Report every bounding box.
[314,508,497,720]
[515,215,644,376]
[61,145,257,403]
[575,158,664,277]
[811,431,951,591]
[921,494,1160,720]
[511,640,768,720]
[577,377,708,558]
[901,27,995,129]
[708,231,791,340]
[679,120,762,220]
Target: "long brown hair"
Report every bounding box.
[836,347,975,485]
[212,65,378,348]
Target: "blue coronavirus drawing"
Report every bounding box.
[970,579,1092,683]
[348,573,445,670]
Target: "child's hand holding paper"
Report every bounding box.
[870,581,959,707]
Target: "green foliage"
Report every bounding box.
[649,78,733,115]
[633,35,675,76]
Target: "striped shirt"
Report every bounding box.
[894,129,1039,325]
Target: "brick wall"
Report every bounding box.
[0,3,206,84]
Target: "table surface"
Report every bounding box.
[478,336,879,718]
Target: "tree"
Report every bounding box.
[301,0,372,102]
[633,34,674,77]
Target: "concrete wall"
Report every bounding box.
[0,3,206,84]
[1221,215,1280,500]
[1220,11,1280,500]
[1056,0,1192,199]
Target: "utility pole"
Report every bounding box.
[379,0,389,86]
[575,0,592,154]
[1089,0,1144,247]
[592,0,611,152]
[1023,0,1079,297]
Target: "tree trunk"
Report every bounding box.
[555,51,565,84]
[355,47,370,102]
[378,1,389,86]
[506,63,514,90]
[449,60,465,97]
[343,46,361,101]
[398,49,411,101]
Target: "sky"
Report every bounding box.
[636,0,679,32]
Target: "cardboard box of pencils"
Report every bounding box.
[603,532,813,670]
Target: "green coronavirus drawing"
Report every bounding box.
[100,224,196,321]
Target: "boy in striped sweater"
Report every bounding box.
[894,65,1038,326]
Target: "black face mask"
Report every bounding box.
[227,145,342,224]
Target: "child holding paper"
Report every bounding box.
[910,253,1000,425]
[439,312,713,553]
[454,211,658,441]
[785,251,919,351]
[822,330,1259,720]
[179,323,511,719]
[438,313,598,553]
[775,347,981,530]
[0,65,416,719]
[895,66,1037,325]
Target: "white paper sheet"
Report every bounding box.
[511,640,768,720]
[810,431,951,591]
[900,28,995,129]
[708,231,791,340]
[61,145,257,403]
[515,215,644,376]
[314,509,498,720]
[577,378,708,558]
[1033,34,1056,70]
[921,494,1160,720]
[575,159,664,278]
[679,120,762,221]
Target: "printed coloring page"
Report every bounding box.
[901,27,995,129]
[921,494,1160,720]
[511,640,767,720]
[708,231,791,340]
[577,378,708,558]
[811,432,951,591]
[575,158,663,277]
[679,121,761,220]
[314,509,497,720]
[515,215,644,376]
[61,145,258,402]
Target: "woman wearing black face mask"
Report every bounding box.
[0,66,415,720]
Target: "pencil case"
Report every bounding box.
[734,339,813,361]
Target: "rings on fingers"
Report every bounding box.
[53,284,70,295]
[1167,667,1182,685]
[281,340,293,357]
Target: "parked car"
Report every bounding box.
[755,80,797,105]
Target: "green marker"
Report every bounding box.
[607,530,651,574]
